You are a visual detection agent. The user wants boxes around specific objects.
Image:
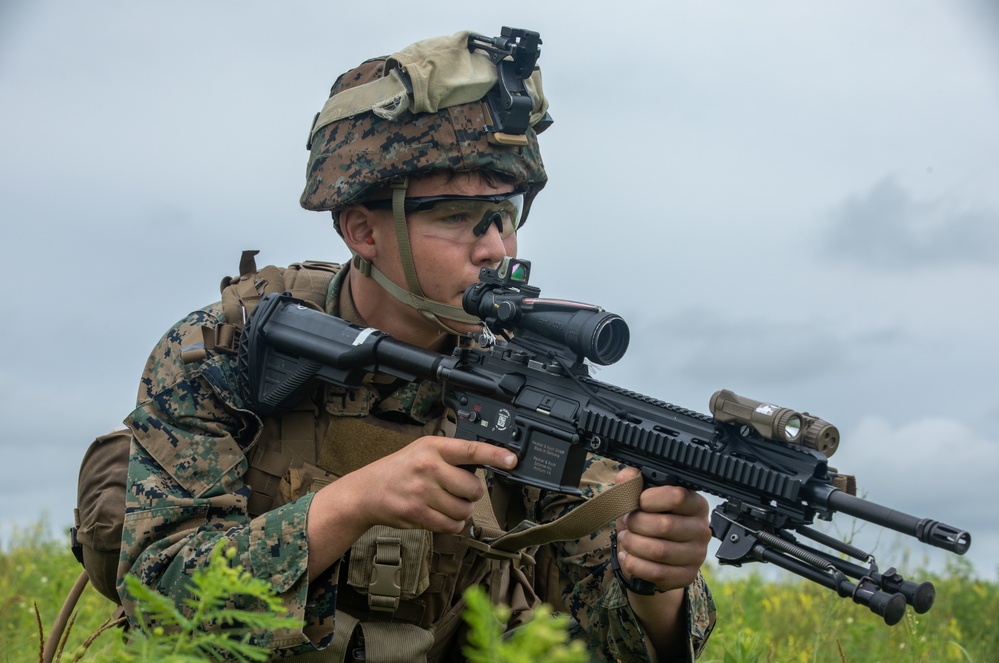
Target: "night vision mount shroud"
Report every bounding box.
[468,27,553,144]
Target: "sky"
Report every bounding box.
[2,0,997,599]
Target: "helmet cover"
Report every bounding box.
[300,30,550,223]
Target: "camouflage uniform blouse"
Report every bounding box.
[118,265,716,661]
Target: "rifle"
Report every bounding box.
[237,257,971,625]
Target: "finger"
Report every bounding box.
[615,466,641,484]
[424,491,479,531]
[621,507,712,545]
[436,438,517,472]
[410,505,472,535]
[385,475,478,534]
[617,526,709,568]
[437,462,489,503]
[638,484,709,517]
[616,540,703,592]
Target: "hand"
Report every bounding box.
[306,436,517,579]
[613,466,711,593]
[346,435,518,534]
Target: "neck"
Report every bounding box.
[348,266,451,351]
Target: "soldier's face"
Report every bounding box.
[374,171,518,334]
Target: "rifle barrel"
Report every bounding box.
[818,486,971,554]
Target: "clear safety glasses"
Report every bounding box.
[363,192,525,242]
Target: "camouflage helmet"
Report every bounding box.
[300,28,551,230]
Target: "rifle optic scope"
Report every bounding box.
[463,259,630,365]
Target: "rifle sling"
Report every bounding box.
[481,474,643,554]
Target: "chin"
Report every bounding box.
[441,318,481,337]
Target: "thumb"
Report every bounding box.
[614,466,641,531]
[615,465,641,485]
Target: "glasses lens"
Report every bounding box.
[410,193,524,242]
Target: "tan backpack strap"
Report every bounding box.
[238,249,259,277]
[482,473,644,554]
[285,260,342,312]
[210,252,342,357]
[212,252,289,355]
[219,250,261,323]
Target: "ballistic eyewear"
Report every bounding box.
[363,192,525,241]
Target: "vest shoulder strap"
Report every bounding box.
[209,250,342,355]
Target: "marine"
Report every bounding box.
[117,28,716,661]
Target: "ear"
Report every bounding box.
[340,205,378,260]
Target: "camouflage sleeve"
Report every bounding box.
[118,304,339,654]
[527,455,716,662]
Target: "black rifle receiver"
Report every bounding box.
[238,257,972,626]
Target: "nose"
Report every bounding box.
[472,216,513,265]
[485,211,506,236]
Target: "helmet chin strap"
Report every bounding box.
[351,176,480,337]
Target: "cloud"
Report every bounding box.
[825,415,998,577]
[0,0,33,65]
[625,307,906,391]
[834,416,996,518]
[820,177,999,269]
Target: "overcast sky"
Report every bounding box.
[2,0,997,591]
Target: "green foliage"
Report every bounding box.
[461,585,587,663]
[700,559,999,663]
[4,521,999,663]
[1,524,302,663]
[711,631,769,663]
[1,521,127,662]
[117,540,304,662]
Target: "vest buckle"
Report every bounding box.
[368,536,403,613]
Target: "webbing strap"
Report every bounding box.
[390,177,424,298]
[324,610,436,663]
[328,611,360,662]
[471,469,504,538]
[314,69,410,130]
[487,474,643,553]
[345,174,483,333]
[348,252,479,329]
[359,621,435,663]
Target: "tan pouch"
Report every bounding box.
[73,429,132,603]
[347,526,433,612]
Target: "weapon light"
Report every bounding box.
[801,413,840,457]
[710,389,840,456]
[710,389,804,445]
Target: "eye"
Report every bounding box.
[441,212,470,224]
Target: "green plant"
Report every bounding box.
[6,521,999,663]
[111,541,304,663]
[704,631,769,663]
[461,585,587,663]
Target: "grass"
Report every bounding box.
[3,520,997,663]
[1,521,126,662]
